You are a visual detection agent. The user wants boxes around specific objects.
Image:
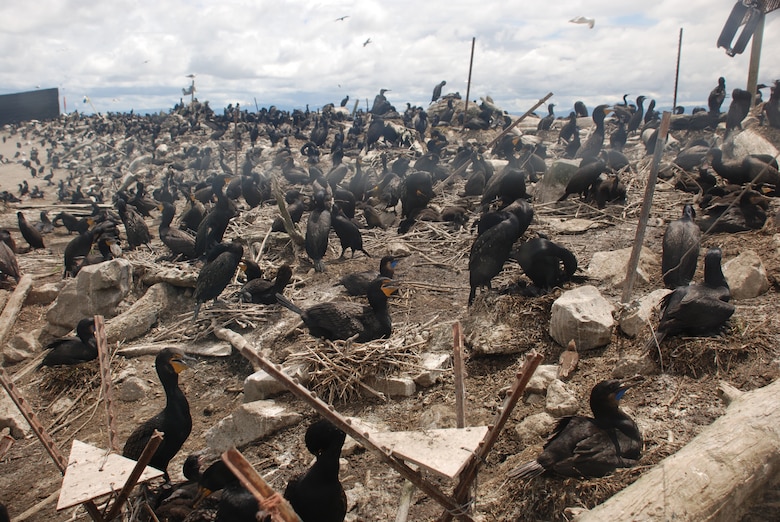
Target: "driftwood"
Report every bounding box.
[139,265,197,288]
[105,283,181,344]
[0,274,33,347]
[574,379,780,522]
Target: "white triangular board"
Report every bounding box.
[369,426,489,479]
[57,439,163,510]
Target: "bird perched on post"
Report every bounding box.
[431,80,446,103]
[509,377,643,479]
[662,204,700,289]
[122,348,194,482]
[193,241,244,321]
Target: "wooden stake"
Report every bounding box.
[102,431,164,521]
[0,273,33,347]
[462,37,476,124]
[621,111,672,304]
[94,315,119,453]
[271,176,304,246]
[672,28,683,112]
[453,322,466,429]
[222,448,301,522]
[395,480,416,522]
[746,13,765,107]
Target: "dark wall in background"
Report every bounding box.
[0,88,60,125]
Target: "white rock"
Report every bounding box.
[549,285,615,350]
[365,375,416,397]
[619,289,673,337]
[612,355,657,378]
[243,364,309,402]
[1,389,31,438]
[730,128,779,158]
[25,281,65,306]
[467,322,519,355]
[204,400,301,452]
[413,353,451,387]
[545,379,580,417]
[514,412,556,442]
[588,247,659,287]
[723,250,770,300]
[525,365,559,394]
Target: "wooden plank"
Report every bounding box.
[56,440,163,510]
[0,274,33,347]
[370,427,489,479]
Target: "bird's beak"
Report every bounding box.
[604,108,614,115]
[157,204,164,211]
[239,261,247,272]
[170,353,197,374]
[192,486,212,508]
[381,281,399,297]
[616,375,644,400]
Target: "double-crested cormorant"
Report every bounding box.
[513,237,578,291]
[662,204,700,289]
[159,202,197,259]
[0,229,17,253]
[195,175,236,257]
[116,198,151,250]
[194,460,268,522]
[509,378,643,479]
[399,170,435,231]
[193,241,244,321]
[338,255,397,296]
[276,277,397,342]
[0,503,8,522]
[271,189,305,233]
[708,148,780,188]
[431,80,447,103]
[0,238,20,283]
[469,201,532,305]
[122,348,193,482]
[537,103,555,131]
[180,193,206,233]
[34,210,55,234]
[240,262,293,304]
[647,248,734,349]
[708,77,727,114]
[558,112,578,145]
[63,225,96,278]
[284,419,347,522]
[575,105,611,161]
[38,318,97,368]
[557,159,608,202]
[574,101,588,118]
[306,190,332,272]
[17,211,44,250]
[725,88,752,137]
[331,204,369,258]
[627,95,646,135]
[340,95,349,107]
[764,80,780,129]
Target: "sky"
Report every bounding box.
[0,0,778,116]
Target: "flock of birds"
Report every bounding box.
[0,74,779,520]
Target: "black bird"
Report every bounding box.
[0,238,20,283]
[38,318,97,368]
[469,201,533,305]
[193,241,244,321]
[537,103,555,131]
[512,237,578,292]
[0,503,8,522]
[180,193,206,233]
[122,348,193,482]
[725,88,753,137]
[558,112,578,145]
[276,277,397,342]
[431,80,447,103]
[557,159,608,202]
[159,202,197,259]
[284,419,348,522]
[17,211,45,250]
[331,204,370,258]
[195,175,236,257]
[271,189,305,232]
[626,95,646,135]
[305,190,332,272]
[52,211,91,235]
[574,101,588,118]
[662,204,700,289]
[338,255,397,296]
[708,148,780,187]
[116,198,151,250]
[708,77,727,114]
[34,210,55,234]
[240,262,293,304]
[509,378,643,479]
[647,248,734,349]
[195,460,267,522]
[340,95,349,107]
[0,229,16,253]
[575,105,611,161]
[62,225,96,278]
[399,170,434,219]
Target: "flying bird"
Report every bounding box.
[335,15,349,22]
[363,37,372,47]
[569,16,595,29]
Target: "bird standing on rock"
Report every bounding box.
[509,377,643,479]
[193,241,244,321]
[122,347,194,482]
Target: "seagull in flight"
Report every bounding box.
[335,15,349,22]
[363,37,372,47]
[569,16,595,29]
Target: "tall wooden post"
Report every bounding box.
[672,28,683,112]
[463,37,476,122]
[746,13,765,107]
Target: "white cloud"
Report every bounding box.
[1,0,777,114]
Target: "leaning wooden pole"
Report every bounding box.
[462,37,476,123]
[672,28,683,112]
[621,111,671,303]
[746,13,765,107]
[0,274,33,348]
[453,322,466,429]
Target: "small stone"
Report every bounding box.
[26,281,65,306]
[365,375,416,397]
[612,355,658,378]
[413,353,451,387]
[525,365,559,394]
[243,364,309,402]
[117,376,148,402]
[514,412,556,442]
[549,285,614,350]
[387,241,411,257]
[545,379,580,417]
[723,250,770,300]
[619,289,673,338]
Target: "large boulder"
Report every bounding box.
[549,285,614,350]
[723,250,770,300]
[204,400,301,452]
[45,259,133,336]
[588,246,659,288]
[534,159,580,203]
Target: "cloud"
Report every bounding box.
[1,0,777,114]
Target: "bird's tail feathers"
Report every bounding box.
[507,460,545,480]
[275,293,304,316]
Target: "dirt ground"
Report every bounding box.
[1,107,779,522]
